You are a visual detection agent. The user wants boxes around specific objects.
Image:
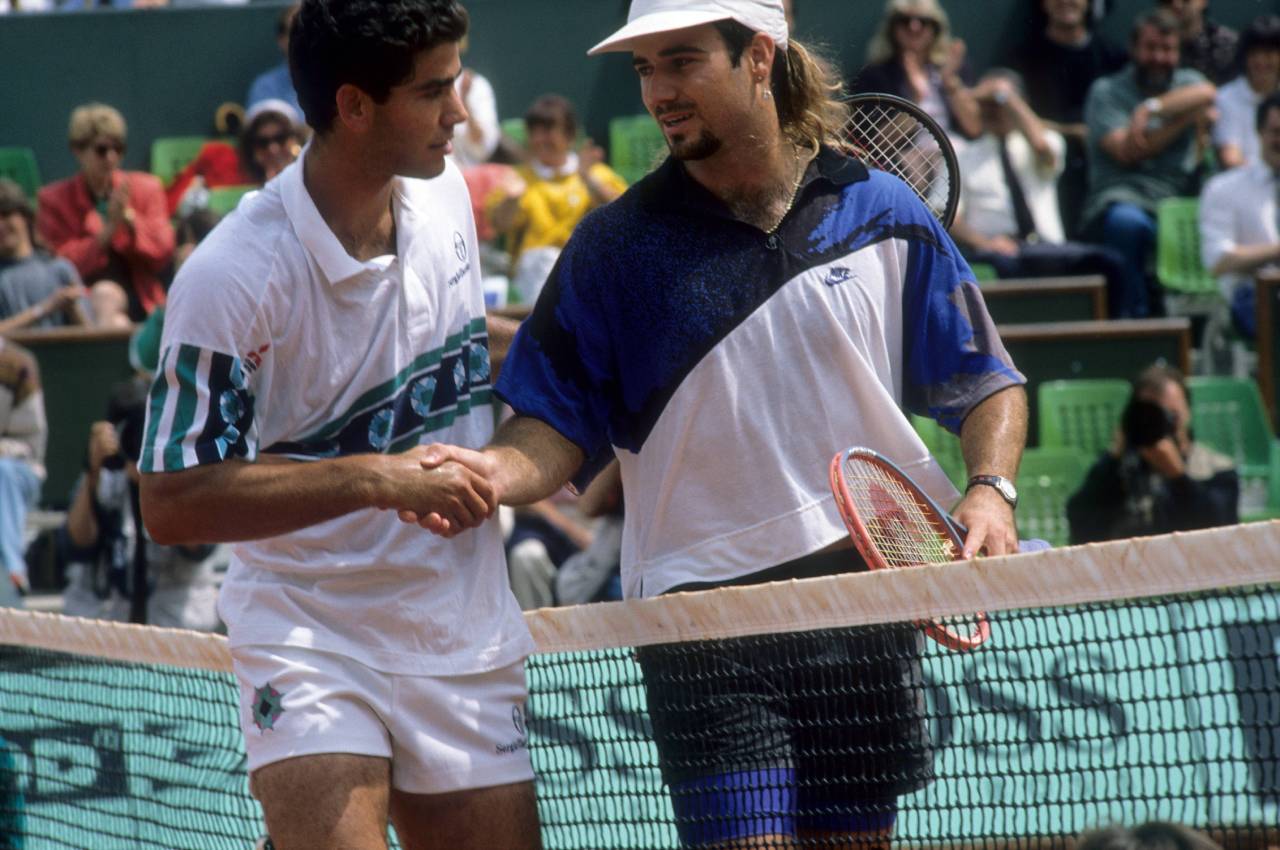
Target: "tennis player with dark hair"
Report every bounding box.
[138,1,539,848]
[412,1,1028,847]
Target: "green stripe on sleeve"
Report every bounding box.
[139,347,172,473]
[162,345,203,472]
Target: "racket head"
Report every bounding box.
[829,447,990,651]
[839,93,961,229]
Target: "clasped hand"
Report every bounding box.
[385,443,497,537]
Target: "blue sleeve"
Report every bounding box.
[494,241,615,487]
[900,206,1025,434]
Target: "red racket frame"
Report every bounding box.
[828,447,991,651]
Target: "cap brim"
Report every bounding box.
[587,10,733,55]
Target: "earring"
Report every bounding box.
[763,90,773,100]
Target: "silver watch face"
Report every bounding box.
[994,477,1018,504]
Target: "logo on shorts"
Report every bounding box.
[252,683,285,732]
[512,704,526,737]
[453,232,467,262]
[496,703,528,755]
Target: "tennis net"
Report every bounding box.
[1,522,1277,849]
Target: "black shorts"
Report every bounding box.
[636,549,933,846]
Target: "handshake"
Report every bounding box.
[382,443,503,538]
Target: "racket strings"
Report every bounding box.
[840,457,957,567]
[841,103,952,222]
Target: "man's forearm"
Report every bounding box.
[141,455,386,545]
[1210,243,1280,276]
[959,385,1028,479]
[487,416,585,507]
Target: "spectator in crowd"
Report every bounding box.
[237,99,304,185]
[165,100,303,217]
[851,0,982,140]
[949,69,1128,313]
[485,94,626,303]
[1199,91,1280,339]
[37,103,175,319]
[505,496,593,611]
[1158,0,1239,85]
[1014,0,1127,238]
[1080,9,1216,318]
[450,36,501,168]
[1077,822,1223,850]
[553,460,624,606]
[245,4,301,114]
[1068,364,1237,544]
[0,340,44,608]
[0,0,52,12]
[1212,15,1280,171]
[0,178,94,332]
[61,380,222,629]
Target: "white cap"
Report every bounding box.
[588,0,788,56]
[245,98,301,127]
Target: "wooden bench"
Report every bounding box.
[998,318,1192,446]
[979,275,1107,324]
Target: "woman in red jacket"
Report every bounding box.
[37,103,175,319]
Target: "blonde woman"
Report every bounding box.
[851,0,982,139]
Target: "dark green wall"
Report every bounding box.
[2,0,1277,186]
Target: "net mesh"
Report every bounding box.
[0,523,1277,850]
[840,97,954,225]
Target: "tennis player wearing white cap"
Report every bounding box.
[414,0,1028,847]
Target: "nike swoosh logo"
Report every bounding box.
[824,267,854,286]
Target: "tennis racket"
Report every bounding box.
[840,93,961,229]
[828,446,990,651]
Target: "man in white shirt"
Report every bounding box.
[138,1,539,849]
[1200,91,1280,338]
[1212,15,1280,170]
[949,68,1128,315]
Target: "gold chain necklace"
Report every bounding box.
[767,147,813,235]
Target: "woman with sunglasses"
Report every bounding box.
[850,0,983,140]
[37,102,174,319]
[165,99,306,217]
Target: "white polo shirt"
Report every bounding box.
[1213,76,1264,167]
[141,155,534,676]
[1199,161,1280,298]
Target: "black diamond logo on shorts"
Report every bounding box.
[512,704,526,736]
[252,683,285,732]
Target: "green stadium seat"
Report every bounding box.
[1187,376,1280,521]
[1155,197,1218,297]
[206,185,255,217]
[1037,379,1131,456]
[150,136,210,188]
[608,114,666,185]
[910,414,965,490]
[1015,447,1091,547]
[500,117,527,150]
[0,147,41,199]
[969,262,998,282]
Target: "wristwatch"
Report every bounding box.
[966,474,1018,509]
[1142,97,1162,116]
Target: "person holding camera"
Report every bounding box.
[61,379,222,630]
[1067,364,1238,544]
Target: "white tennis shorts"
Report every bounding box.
[231,644,535,795]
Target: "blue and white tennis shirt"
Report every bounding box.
[141,156,533,676]
[496,147,1026,599]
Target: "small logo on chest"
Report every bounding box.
[823,266,855,287]
[453,231,467,262]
